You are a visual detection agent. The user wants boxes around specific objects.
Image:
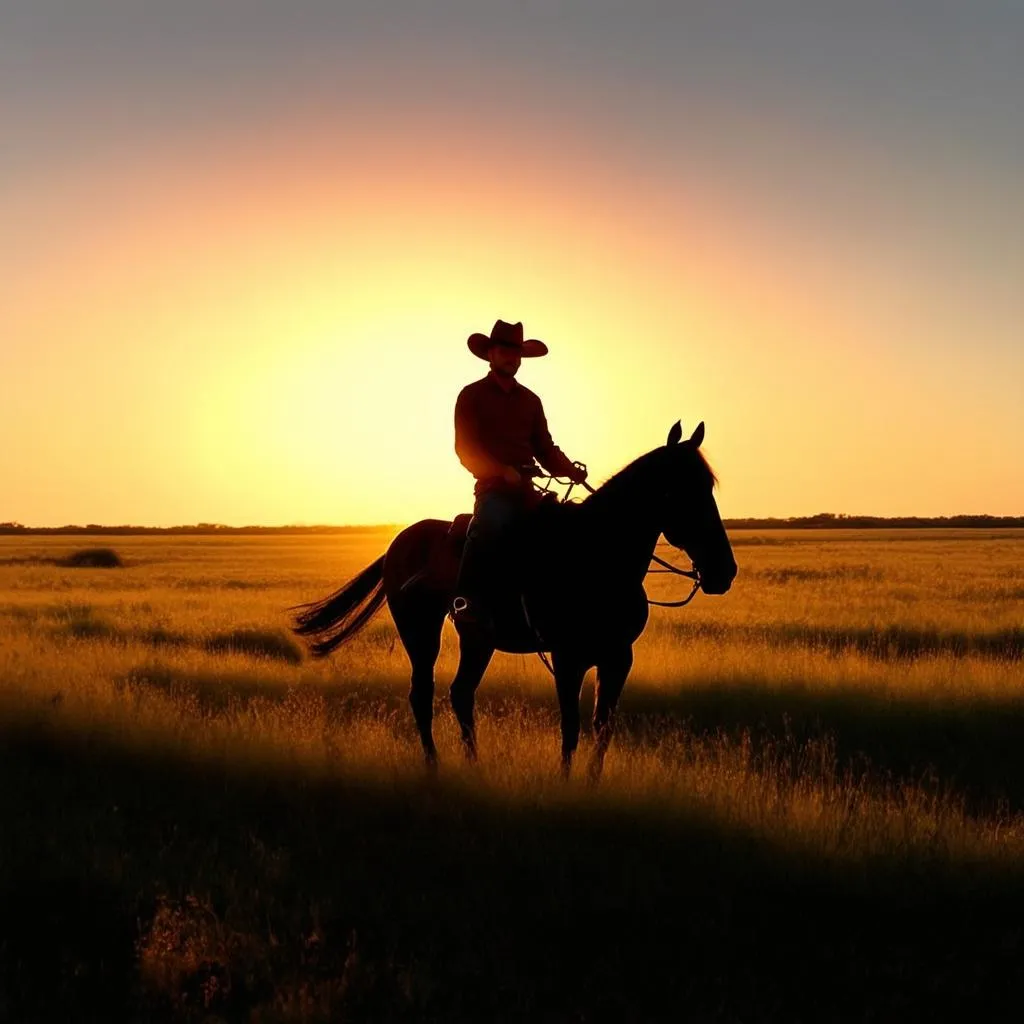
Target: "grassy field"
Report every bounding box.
[1,528,1023,1021]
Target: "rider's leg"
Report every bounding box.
[452,491,522,624]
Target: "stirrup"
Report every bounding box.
[451,596,491,631]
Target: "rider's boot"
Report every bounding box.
[451,532,494,633]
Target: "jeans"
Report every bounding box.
[454,490,529,614]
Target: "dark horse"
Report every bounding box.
[292,421,737,776]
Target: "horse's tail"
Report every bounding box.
[290,555,387,658]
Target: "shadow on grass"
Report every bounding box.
[170,577,280,590]
[745,565,885,583]
[0,555,58,567]
[119,657,1024,817]
[204,627,303,664]
[51,609,304,665]
[0,548,124,568]
[664,619,1024,661]
[1,719,1023,1022]
[122,663,409,717]
[42,603,1024,665]
[616,682,1024,814]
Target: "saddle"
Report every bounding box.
[446,512,474,549]
[443,491,560,558]
[403,498,565,652]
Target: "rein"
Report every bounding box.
[523,469,703,675]
[552,471,702,607]
[646,553,702,607]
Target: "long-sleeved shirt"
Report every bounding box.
[454,371,577,496]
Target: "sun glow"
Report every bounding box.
[4,89,1021,526]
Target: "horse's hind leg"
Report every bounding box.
[391,595,445,766]
[450,630,494,760]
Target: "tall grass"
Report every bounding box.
[3,530,1024,841]
[2,529,1023,1019]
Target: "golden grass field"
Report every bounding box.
[2,528,1023,1020]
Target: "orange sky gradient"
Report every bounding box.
[3,5,1022,526]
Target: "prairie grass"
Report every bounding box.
[1,529,1023,1020]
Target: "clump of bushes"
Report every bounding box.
[58,548,124,568]
[204,628,303,664]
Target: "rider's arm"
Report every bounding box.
[531,399,579,480]
[455,387,509,480]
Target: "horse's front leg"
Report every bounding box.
[552,651,588,778]
[589,646,634,782]
[450,630,494,761]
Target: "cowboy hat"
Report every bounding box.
[467,319,548,360]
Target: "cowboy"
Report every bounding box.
[452,319,588,627]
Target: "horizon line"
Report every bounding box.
[2,512,1023,534]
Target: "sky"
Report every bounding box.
[2,1,1022,526]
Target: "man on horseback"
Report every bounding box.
[451,319,588,628]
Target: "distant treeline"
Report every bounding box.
[721,513,1024,529]
[1,513,1022,535]
[0,523,399,536]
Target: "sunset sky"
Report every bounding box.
[3,1,1022,526]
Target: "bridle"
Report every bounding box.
[521,466,703,675]
[535,465,702,608]
[646,552,702,607]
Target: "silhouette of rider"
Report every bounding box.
[452,319,587,628]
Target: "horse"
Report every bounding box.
[291,420,737,776]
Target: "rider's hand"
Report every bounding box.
[502,465,522,486]
[569,463,588,485]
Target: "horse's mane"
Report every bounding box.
[582,444,717,509]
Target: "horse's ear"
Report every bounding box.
[667,421,683,446]
[689,421,705,448]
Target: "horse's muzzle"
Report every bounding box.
[698,562,737,595]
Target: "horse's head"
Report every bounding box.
[659,421,737,595]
